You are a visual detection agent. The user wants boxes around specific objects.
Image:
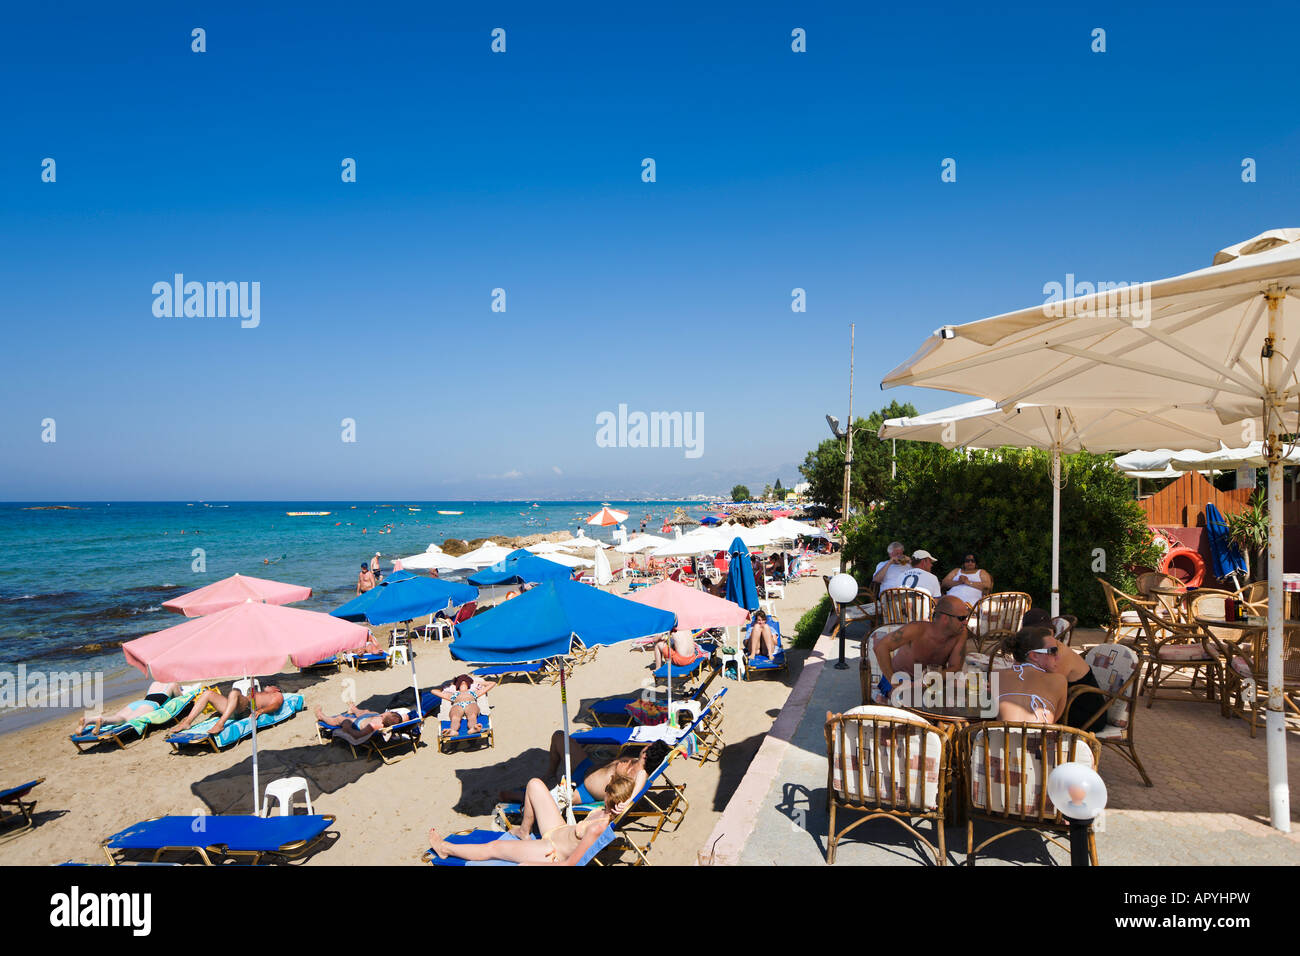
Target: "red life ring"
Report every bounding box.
[504,590,519,601]
[1160,546,1206,588]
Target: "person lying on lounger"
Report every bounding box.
[429,674,498,736]
[172,684,284,736]
[653,628,700,670]
[429,775,631,865]
[500,738,670,812]
[75,681,183,735]
[315,704,405,736]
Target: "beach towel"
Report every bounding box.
[170,693,304,748]
[125,689,200,733]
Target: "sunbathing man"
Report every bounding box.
[747,609,778,659]
[75,681,182,736]
[430,674,498,736]
[315,704,404,736]
[428,776,629,865]
[653,628,700,670]
[872,594,972,697]
[172,683,285,736]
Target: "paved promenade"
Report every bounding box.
[702,620,1300,866]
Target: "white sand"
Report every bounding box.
[0,554,839,865]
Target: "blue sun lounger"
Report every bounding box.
[651,655,709,689]
[165,694,304,753]
[69,689,201,753]
[316,708,427,763]
[572,689,727,763]
[1,778,45,832]
[743,618,787,680]
[101,813,335,865]
[584,664,722,726]
[471,661,552,685]
[438,713,493,754]
[496,740,689,841]
[422,825,616,866]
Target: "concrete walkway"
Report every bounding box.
[703,620,1300,866]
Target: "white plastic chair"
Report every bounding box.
[261,776,314,817]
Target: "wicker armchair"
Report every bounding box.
[1132,605,1222,708]
[825,705,955,865]
[878,587,934,626]
[1096,578,1154,644]
[967,592,1031,654]
[1204,624,1300,738]
[962,722,1101,865]
[1065,642,1151,786]
[1050,614,1078,647]
[860,623,906,705]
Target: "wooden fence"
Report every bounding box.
[1137,471,1253,527]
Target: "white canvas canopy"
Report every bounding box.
[395,550,475,572]
[880,400,1244,616]
[882,228,1300,831]
[457,542,515,567]
[593,547,613,586]
[615,534,669,554]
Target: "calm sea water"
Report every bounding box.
[0,500,705,682]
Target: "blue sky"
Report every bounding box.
[3,1,1298,499]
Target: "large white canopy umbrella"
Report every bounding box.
[880,399,1246,615]
[615,534,670,554]
[1112,449,1215,478]
[396,550,475,572]
[649,528,730,557]
[457,542,515,567]
[882,227,1300,831]
[1169,441,1300,472]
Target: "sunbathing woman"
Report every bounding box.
[430,674,498,736]
[428,776,630,865]
[747,609,778,659]
[75,681,181,735]
[500,738,670,812]
[994,627,1068,724]
[172,683,284,736]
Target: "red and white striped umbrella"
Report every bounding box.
[586,506,629,526]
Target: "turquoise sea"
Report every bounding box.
[0,500,708,684]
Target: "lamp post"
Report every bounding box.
[828,572,859,671]
[1047,762,1107,866]
[824,324,856,573]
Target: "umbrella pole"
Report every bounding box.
[559,647,576,825]
[248,675,259,815]
[1051,421,1062,619]
[411,649,422,719]
[1265,286,1291,832]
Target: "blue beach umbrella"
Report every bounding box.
[725,537,759,612]
[467,549,573,588]
[452,579,676,821]
[331,576,477,626]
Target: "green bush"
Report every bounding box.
[793,594,834,649]
[844,449,1158,627]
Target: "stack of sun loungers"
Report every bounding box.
[165,693,305,753]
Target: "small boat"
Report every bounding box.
[408,507,421,512]
[437,510,464,515]
[286,511,332,516]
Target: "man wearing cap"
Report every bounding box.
[892,550,943,599]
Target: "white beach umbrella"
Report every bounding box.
[615,534,670,554]
[565,532,607,550]
[396,550,475,572]
[882,227,1300,831]
[457,542,515,567]
[524,541,568,554]
[649,528,730,557]
[593,547,613,586]
[540,552,594,569]
[1169,441,1300,471]
[880,400,1244,616]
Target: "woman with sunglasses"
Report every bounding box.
[994,627,1068,724]
[942,552,992,607]
[1022,609,1108,732]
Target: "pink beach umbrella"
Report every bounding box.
[627,579,751,632]
[586,506,629,527]
[161,573,312,617]
[124,600,371,813]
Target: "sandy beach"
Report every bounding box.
[0,552,838,865]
